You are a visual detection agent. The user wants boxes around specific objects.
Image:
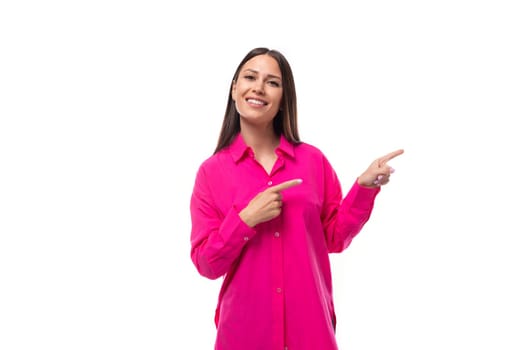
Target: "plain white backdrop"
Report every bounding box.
[1,0,524,349]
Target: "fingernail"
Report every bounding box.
[390,168,396,174]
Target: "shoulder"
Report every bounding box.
[294,141,338,176]
[295,141,328,160]
[191,151,229,191]
[197,150,229,173]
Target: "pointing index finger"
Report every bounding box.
[379,149,404,166]
[268,179,303,193]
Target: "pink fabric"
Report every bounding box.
[190,134,380,350]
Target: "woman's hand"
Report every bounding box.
[358,149,404,188]
[239,179,302,227]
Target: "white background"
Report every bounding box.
[1,0,524,349]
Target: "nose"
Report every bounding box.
[252,79,265,95]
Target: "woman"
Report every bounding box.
[190,47,403,349]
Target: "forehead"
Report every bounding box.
[241,55,282,77]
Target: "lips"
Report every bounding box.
[246,98,268,106]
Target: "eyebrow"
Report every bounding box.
[243,68,282,81]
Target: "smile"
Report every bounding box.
[246,98,268,106]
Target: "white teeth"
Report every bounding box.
[247,99,266,105]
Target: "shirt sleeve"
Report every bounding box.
[320,155,380,253]
[190,164,257,280]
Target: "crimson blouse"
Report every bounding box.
[190,133,380,349]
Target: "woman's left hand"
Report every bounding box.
[357,149,404,188]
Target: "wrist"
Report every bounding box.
[239,210,256,228]
[357,176,376,188]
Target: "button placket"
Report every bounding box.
[271,220,285,348]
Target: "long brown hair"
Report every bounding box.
[214,47,300,154]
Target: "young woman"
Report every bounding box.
[190,47,403,349]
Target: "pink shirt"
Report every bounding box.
[190,134,380,350]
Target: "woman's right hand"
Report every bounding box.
[239,179,302,227]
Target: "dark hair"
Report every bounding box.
[214,47,300,154]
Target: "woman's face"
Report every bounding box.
[231,54,283,128]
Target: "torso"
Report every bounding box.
[255,153,278,174]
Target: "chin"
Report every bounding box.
[240,115,275,126]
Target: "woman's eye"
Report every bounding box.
[268,81,281,87]
[243,75,255,80]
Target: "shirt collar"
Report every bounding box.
[275,134,295,159]
[229,133,296,163]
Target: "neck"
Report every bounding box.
[240,122,279,155]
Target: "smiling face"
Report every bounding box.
[231,54,283,128]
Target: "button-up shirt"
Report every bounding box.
[190,133,380,350]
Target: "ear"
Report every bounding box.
[231,80,237,101]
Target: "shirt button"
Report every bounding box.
[274,232,280,237]
[267,180,273,186]
[243,236,249,241]
[276,287,282,293]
